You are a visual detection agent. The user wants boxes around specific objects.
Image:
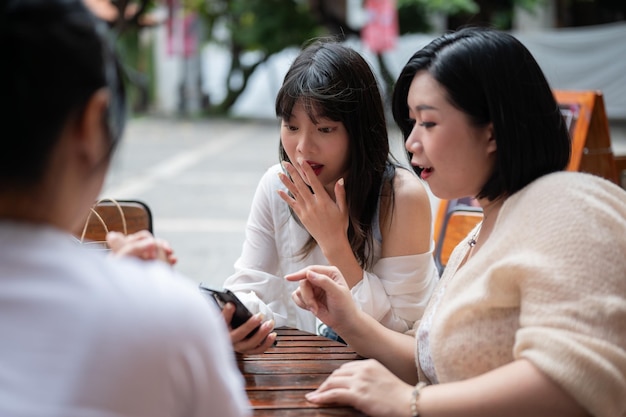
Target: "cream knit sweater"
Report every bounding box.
[416,171,626,417]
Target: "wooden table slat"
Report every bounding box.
[240,359,354,375]
[272,340,347,347]
[273,335,342,342]
[239,327,367,416]
[252,408,368,416]
[274,328,311,336]
[246,345,359,356]
[244,373,328,390]
[242,352,361,361]
[248,389,364,411]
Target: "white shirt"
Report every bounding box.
[224,163,438,333]
[0,221,250,417]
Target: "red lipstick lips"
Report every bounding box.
[306,161,323,176]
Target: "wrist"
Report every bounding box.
[319,235,351,260]
[321,248,364,288]
[410,382,427,417]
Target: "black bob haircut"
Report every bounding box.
[392,27,571,201]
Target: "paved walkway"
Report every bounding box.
[102,116,280,287]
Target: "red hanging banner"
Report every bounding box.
[362,0,399,53]
[166,0,198,57]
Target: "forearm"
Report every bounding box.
[418,359,587,417]
[337,309,418,384]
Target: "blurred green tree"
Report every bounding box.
[443,0,542,31]
[397,0,545,33]
[397,0,478,33]
[85,0,158,113]
[103,0,621,115]
[187,0,323,114]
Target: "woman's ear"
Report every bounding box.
[73,87,111,166]
[485,123,497,155]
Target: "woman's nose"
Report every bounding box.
[296,131,315,154]
[405,126,421,153]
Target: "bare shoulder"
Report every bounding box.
[390,167,431,212]
[379,167,434,256]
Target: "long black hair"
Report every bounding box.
[276,40,393,268]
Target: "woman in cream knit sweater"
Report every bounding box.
[285,27,626,417]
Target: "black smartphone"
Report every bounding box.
[198,283,260,338]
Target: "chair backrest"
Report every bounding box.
[433,199,483,274]
[75,199,153,245]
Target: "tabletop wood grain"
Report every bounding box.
[238,327,368,416]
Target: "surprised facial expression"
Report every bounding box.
[404,71,495,200]
[280,101,350,196]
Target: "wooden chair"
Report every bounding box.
[433,199,483,275]
[615,155,626,189]
[75,199,153,247]
[553,90,619,184]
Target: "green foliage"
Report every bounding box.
[228,0,321,55]
[514,0,544,12]
[107,0,157,114]
[398,0,479,16]
[182,0,548,113]
[184,0,323,114]
[397,0,479,34]
[398,0,544,33]
[397,2,432,34]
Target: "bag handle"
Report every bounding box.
[79,198,128,244]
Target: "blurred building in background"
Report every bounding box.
[87,0,624,127]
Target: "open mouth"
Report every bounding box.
[419,166,434,180]
[307,161,323,176]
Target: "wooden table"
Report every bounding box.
[237,327,368,416]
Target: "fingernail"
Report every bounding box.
[338,178,344,186]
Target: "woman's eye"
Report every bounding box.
[318,127,335,133]
[283,124,298,131]
[419,121,435,128]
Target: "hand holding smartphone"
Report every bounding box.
[198,283,260,338]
